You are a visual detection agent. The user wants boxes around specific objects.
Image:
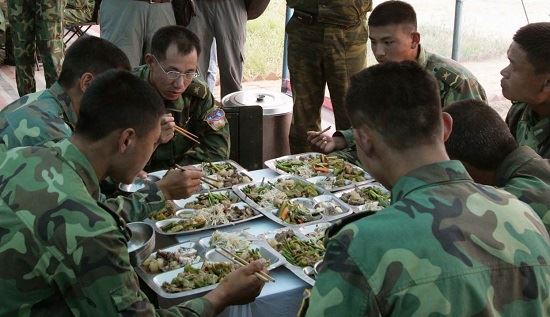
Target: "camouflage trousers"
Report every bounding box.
[287,16,367,153]
[65,0,95,25]
[8,0,63,96]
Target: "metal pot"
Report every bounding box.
[222,89,293,163]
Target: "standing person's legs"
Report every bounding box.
[144,3,175,58]
[212,0,246,98]
[207,39,218,92]
[36,0,63,89]
[325,23,367,130]
[287,18,326,153]
[8,0,36,96]
[100,0,147,67]
[187,1,214,84]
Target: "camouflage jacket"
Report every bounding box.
[0,139,213,316]
[133,65,230,171]
[0,82,167,222]
[506,101,550,159]
[334,46,487,155]
[286,0,372,27]
[496,145,550,234]
[301,160,550,316]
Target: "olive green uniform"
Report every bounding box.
[506,101,550,159]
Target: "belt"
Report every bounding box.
[135,0,172,3]
[293,10,317,25]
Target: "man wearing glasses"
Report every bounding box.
[133,25,230,171]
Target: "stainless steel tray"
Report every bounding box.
[193,160,254,191]
[233,175,353,229]
[334,182,391,213]
[264,152,373,192]
[136,232,283,299]
[154,190,263,235]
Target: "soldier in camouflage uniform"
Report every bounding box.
[287,0,371,153]
[134,26,230,171]
[444,100,550,234]
[299,61,550,317]
[0,36,202,222]
[7,0,64,96]
[502,23,550,159]
[65,0,95,26]
[308,1,486,166]
[0,70,266,316]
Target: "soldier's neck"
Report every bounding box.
[64,85,84,117]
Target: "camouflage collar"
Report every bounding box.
[495,146,540,187]
[391,160,472,203]
[50,82,78,130]
[51,139,101,200]
[416,45,429,69]
[522,106,550,150]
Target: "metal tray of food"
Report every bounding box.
[136,229,283,299]
[233,175,352,228]
[154,190,263,236]
[194,160,254,191]
[334,183,391,213]
[264,152,373,192]
[261,227,328,286]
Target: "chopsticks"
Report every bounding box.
[174,125,200,145]
[174,164,222,189]
[319,125,331,134]
[216,247,275,283]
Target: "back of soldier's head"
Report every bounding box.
[75,70,164,141]
[151,25,201,61]
[513,22,550,74]
[444,100,518,170]
[58,36,131,88]
[368,0,417,29]
[345,61,441,150]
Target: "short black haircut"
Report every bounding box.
[58,36,131,88]
[151,25,201,61]
[75,70,165,141]
[345,61,441,149]
[444,100,518,170]
[513,22,550,74]
[368,0,417,29]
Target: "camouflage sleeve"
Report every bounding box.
[177,96,230,165]
[304,229,378,317]
[98,183,167,222]
[333,128,355,147]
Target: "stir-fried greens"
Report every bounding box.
[277,200,321,224]
[340,186,390,210]
[201,162,252,188]
[184,192,238,209]
[275,154,366,184]
[151,200,177,221]
[268,230,325,267]
[160,216,207,233]
[162,262,235,293]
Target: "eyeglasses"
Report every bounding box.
[152,55,199,81]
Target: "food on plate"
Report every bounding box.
[242,183,287,209]
[150,200,177,221]
[274,179,319,198]
[314,200,344,216]
[160,215,207,233]
[142,247,200,274]
[277,200,321,224]
[201,162,252,188]
[275,154,367,183]
[312,176,349,190]
[162,262,235,293]
[209,230,251,251]
[267,230,325,267]
[183,192,237,209]
[340,186,390,210]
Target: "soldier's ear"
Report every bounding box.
[79,72,94,93]
[442,112,453,142]
[354,127,374,157]
[118,128,137,154]
[411,32,420,49]
[144,54,155,67]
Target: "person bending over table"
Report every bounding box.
[0,36,202,222]
[133,25,230,171]
[0,70,266,316]
[299,61,550,316]
[307,0,486,166]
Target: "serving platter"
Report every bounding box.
[153,190,262,236]
[334,182,391,213]
[233,175,352,228]
[136,228,283,299]
[264,152,373,192]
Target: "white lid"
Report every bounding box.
[222,89,293,116]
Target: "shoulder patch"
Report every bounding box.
[205,108,227,131]
[434,67,464,88]
[326,211,376,238]
[186,80,209,99]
